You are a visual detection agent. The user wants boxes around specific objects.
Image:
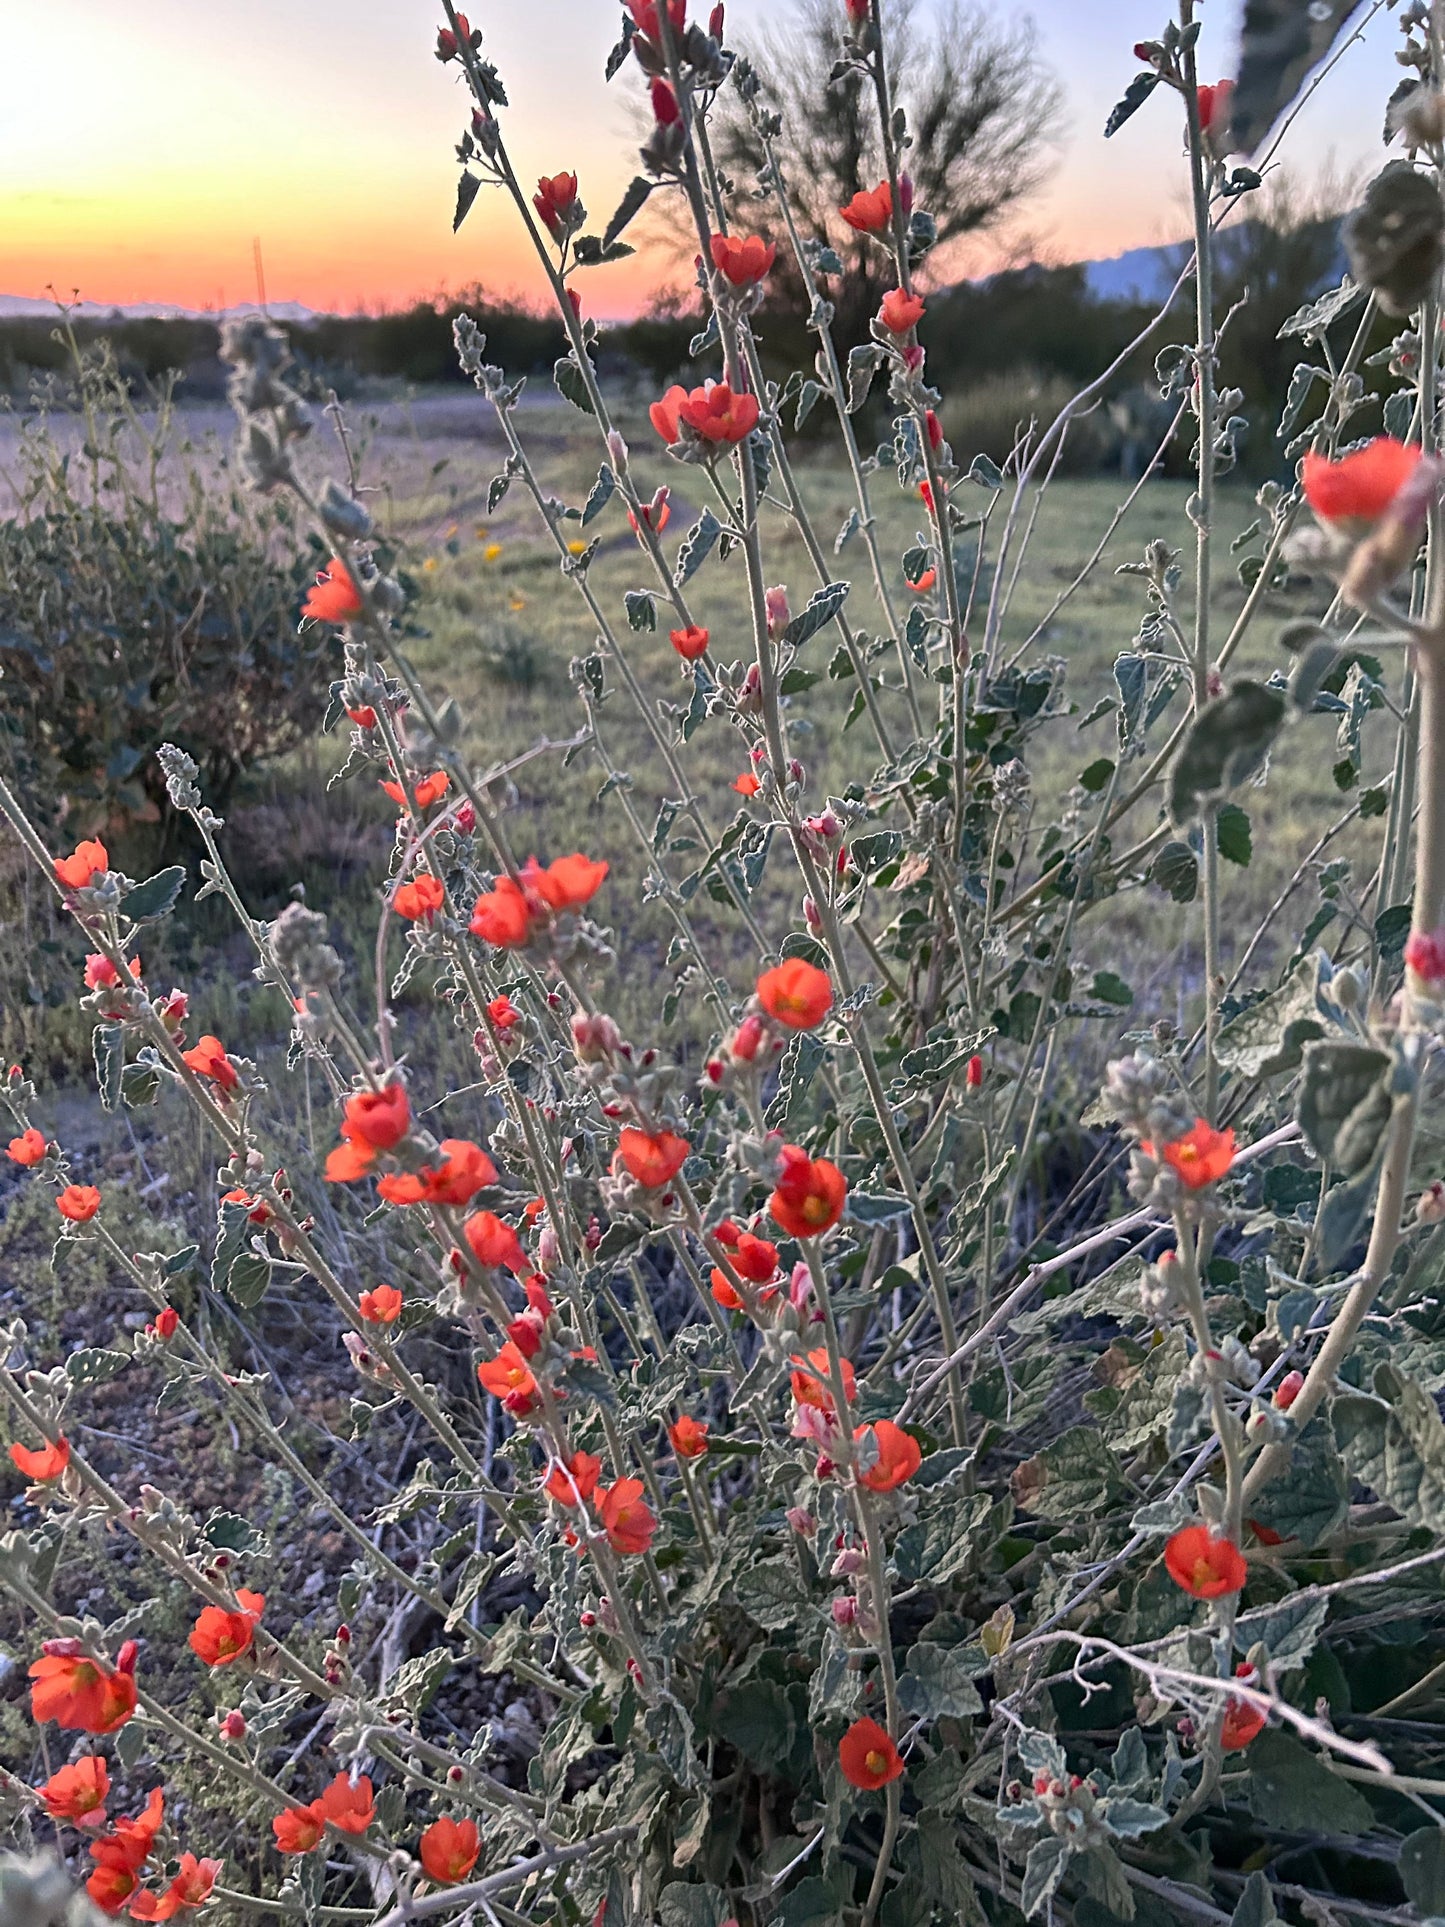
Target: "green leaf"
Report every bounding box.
[122,866,186,922]
[781,581,850,650]
[1089,970,1133,1008]
[1400,1827,1445,1916]
[601,174,653,250]
[581,465,615,526]
[202,1509,263,1554]
[897,1642,984,1720]
[1296,1039,1392,1175]
[1022,1837,1071,1918]
[553,356,596,416]
[844,343,884,413]
[1216,959,1324,1078]
[1244,1421,1349,1548]
[1229,1870,1279,1927]
[1335,1363,1445,1532]
[1104,68,1161,138]
[659,1884,733,1927]
[1233,1592,1330,1669]
[712,1680,796,1771]
[847,1190,911,1223]
[733,1558,802,1630]
[1014,1427,1124,1519]
[1243,1729,1372,1834]
[387,1646,454,1714]
[453,171,481,232]
[93,1024,123,1113]
[225,1251,272,1309]
[65,1347,128,1386]
[1216,801,1253,866]
[624,590,657,633]
[1168,681,1287,826]
[1149,839,1198,903]
[901,1814,974,1914]
[1080,757,1115,793]
[674,508,722,588]
[1099,1796,1168,1839]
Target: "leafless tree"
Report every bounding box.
[670,0,1062,344]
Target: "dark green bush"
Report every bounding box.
[0,334,326,832]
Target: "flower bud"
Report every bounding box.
[156,1306,179,1339]
[1273,1369,1306,1411]
[786,1505,816,1536]
[831,1595,859,1627]
[709,2,724,36]
[966,1054,984,1089]
[219,1710,247,1741]
[803,895,822,929]
[765,585,790,637]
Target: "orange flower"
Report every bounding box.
[359,1285,403,1324]
[188,1588,265,1667]
[525,853,610,910]
[341,1083,410,1152]
[1164,1524,1247,1599]
[272,1804,325,1855]
[909,568,937,593]
[129,1853,222,1919]
[181,1035,238,1092]
[840,182,893,233]
[856,1418,921,1493]
[29,1642,137,1733]
[488,993,521,1031]
[534,171,579,238]
[316,1772,375,1834]
[649,384,689,445]
[1196,78,1234,136]
[669,625,710,661]
[878,288,925,334]
[628,489,671,535]
[839,1716,905,1789]
[302,558,364,624]
[710,232,776,287]
[544,1450,602,1505]
[791,1348,856,1413]
[38,1754,109,1826]
[394,874,446,921]
[1302,437,1422,529]
[463,1210,529,1274]
[677,381,760,445]
[54,839,109,890]
[6,1127,46,1165]
[627,0,686,46]
[57,1184,102,1223]
[85,954,142,990]
[668,1415,710,1459]
[378,1139,497,1208]
[325,1141,376,1184]
[710,1222,779,1306]
[1220,1664,1267,1751]
[757,959,833,1030]
[9,1435,70,1481]
[1149,1119,1236,1190]
[599,1477,657,1554]
[770,1146,847,1239]
[470,877,533,947]
[617,1127,690,1189]
[419,1816,481,1885]
[381,771,450,812]
[733,772,761,796]
[477,1341,539,1415]
[87,1858,141,1914]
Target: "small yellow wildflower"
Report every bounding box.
[484,543,503,563]
[567,539,588,557]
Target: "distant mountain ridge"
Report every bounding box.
[0,251,1188,324]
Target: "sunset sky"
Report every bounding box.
[0,0,1400,316]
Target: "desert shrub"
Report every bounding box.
[0,333,324,833]
[6,7,1445,1927]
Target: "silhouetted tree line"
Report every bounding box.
[0,211,1398,480]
